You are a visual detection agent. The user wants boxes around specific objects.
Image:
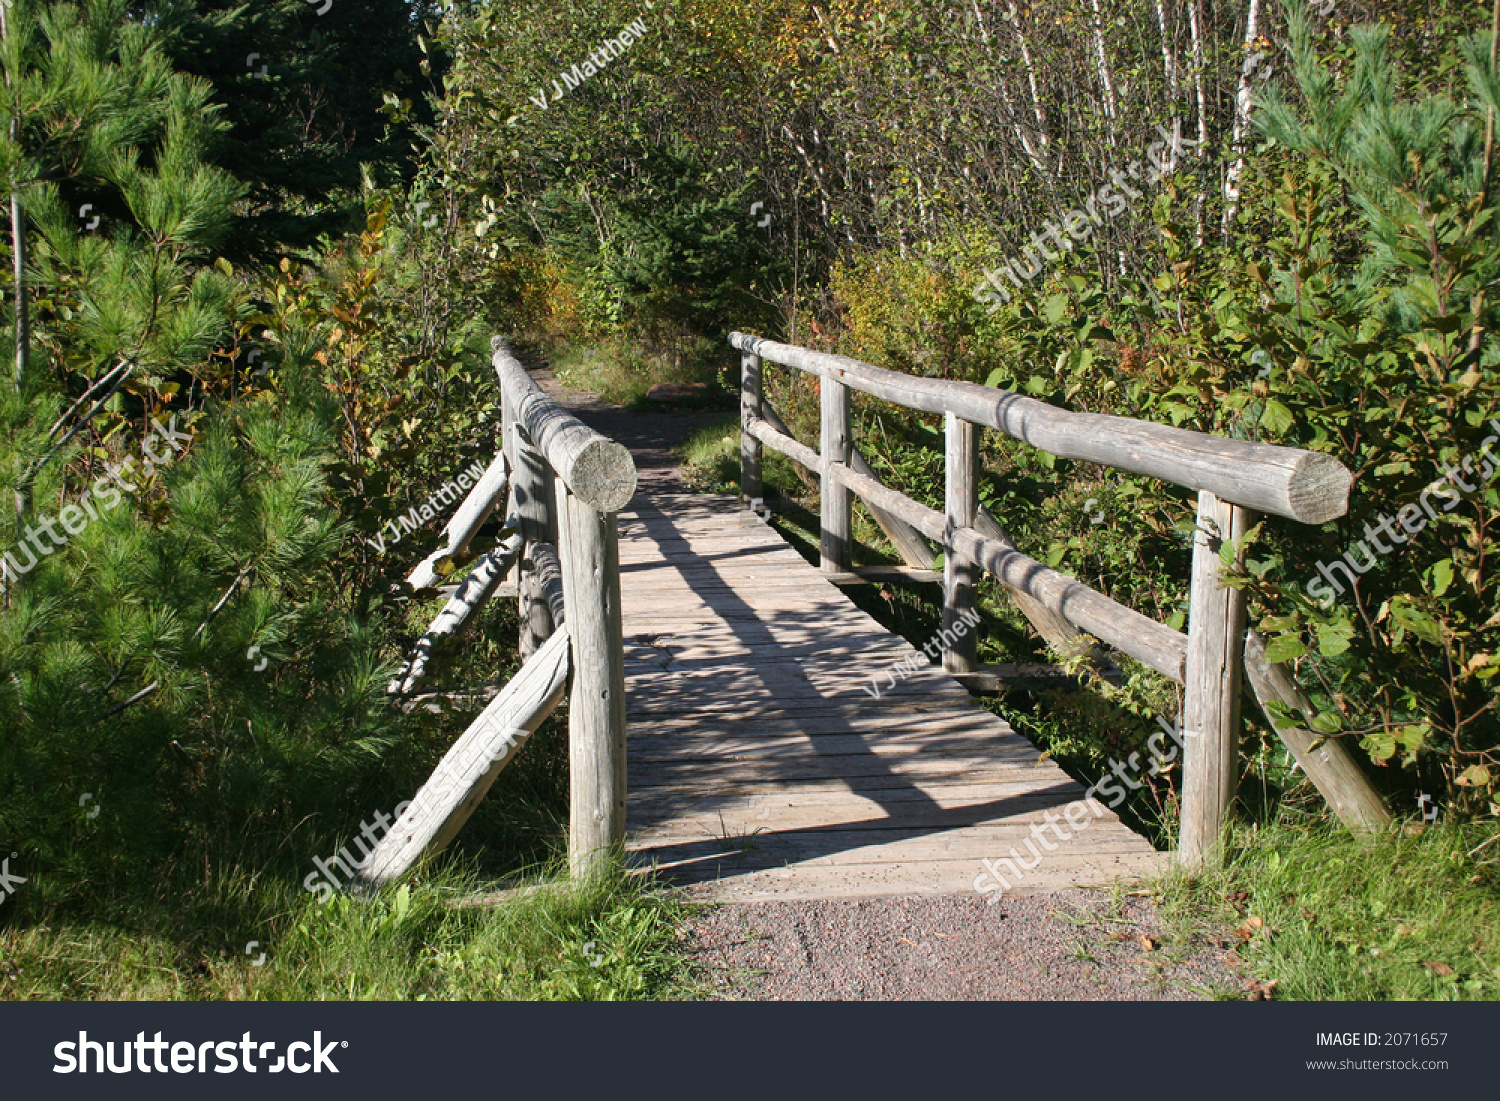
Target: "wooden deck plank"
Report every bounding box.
[619,490,1161,901]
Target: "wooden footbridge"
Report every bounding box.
[356,334,1389,901]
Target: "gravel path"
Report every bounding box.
[535,356,1246,1002]
[685,890,1246,1001]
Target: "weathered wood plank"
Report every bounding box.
[562,491,628,875]
[1243,628,1390,833]
[826,565,944,586]
[357,628,571,887]
[944,413,980,673]
[389,531,525,697]
[492,337,637,512]
[406,451,512,591]
[825,460,1189,681]
[614,489,1159,901]
[740,350,762,504]
[820,373,853,574]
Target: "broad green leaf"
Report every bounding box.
[1457,765,1492,787]
[1263,634,1307,664]
[1430,558,1454,597]
[1260,399,1295,435]
[1315,617,1356,657]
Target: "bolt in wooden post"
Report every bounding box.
[820,374,852,574]
[561,490,627,877]
[1180,491,1252,869]
[741,351,763,507]
[943,413,980,673]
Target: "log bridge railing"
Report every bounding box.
[731,331,1390,867]
[358,337,636,886]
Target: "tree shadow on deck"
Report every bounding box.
[617,495,1092,884]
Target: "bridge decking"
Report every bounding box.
[620,491,1165,901]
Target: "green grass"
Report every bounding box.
[677,419,741,494]
[1157,819,1500,1001]
[0,860,698,1000]
[550,338,719,407]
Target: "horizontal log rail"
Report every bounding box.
[747,414,1186,681]
[356,338,636,890]
[730,332,1351,525]
[407,451,513,590]
[493,339,637,513]
[732,330,1381,869]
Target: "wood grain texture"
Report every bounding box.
[389,530,524,696]
[1179,492,1251,869]
[827,459,1189,681]
[730,331,1352,523]
[406,451,510,591]
[563,491,628,875]
[620,491,1160,901]
[943,413,980,673]
[357,628,571,886]
[513,423,552,661]
[740,351,762,504]
[492,337,637,512]
[820,374,852,574]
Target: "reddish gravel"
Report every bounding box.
[685,890,1247,1001]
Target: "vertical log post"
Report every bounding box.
[515,425,551,660]
[740,350,763,507]
[943,413,980,673]
[1179,490,1252,869]
[820,374,852,574]
[561,491,627,876]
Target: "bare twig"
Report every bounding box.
[190,565,253,643]
[92,680,160,723]
[18,360,134,492]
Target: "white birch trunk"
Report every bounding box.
[1090,0,1120,119]
[1188,0,1210,246]
[1223,0,1265,234]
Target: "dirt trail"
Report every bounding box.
[538,363,1244,1001]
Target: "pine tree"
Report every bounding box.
[0,0,404,917]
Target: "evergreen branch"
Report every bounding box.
[17,359,134,494]
[86,665,128,698]
[45,359,133,442]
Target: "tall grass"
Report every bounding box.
[0,861,695,1001]
[1157,820,1500,1001]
